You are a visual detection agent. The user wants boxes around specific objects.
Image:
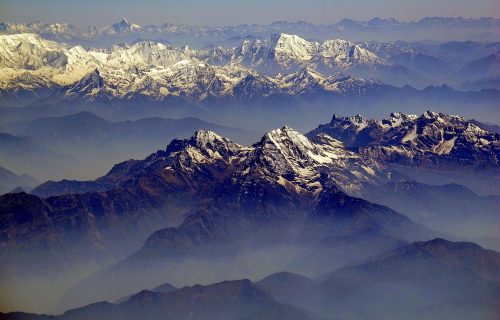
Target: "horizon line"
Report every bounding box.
[2,15,500,29]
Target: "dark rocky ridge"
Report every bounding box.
[307,111,500,167]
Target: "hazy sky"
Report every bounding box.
[1,0,499,27]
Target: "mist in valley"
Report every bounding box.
[0,7,499,320]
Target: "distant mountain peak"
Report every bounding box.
[192,129,238,150]
[412,238,489,251]
[263,126,311,144]
[422,109,441,119]
[258,271,315,285]
[260,126,314,151]
[101,18,142,35]
[271,32,308,44]
[163,129,243,165]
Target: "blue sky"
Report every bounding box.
[1,0,498,27]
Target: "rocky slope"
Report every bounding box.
[1,113,498,309]
[0,126,428,281]
[53,127,432,308]
[307,111,500,167]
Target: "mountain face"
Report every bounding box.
[361,179,500,239]
[363,180,500,218]
[99,18,142,35]
[307,111,500,167]
[0,130,247,274]
[0,126,434,309]
[230,34,426,87]
[257,239,500,320]
[233,33,386,73]
[31,125,387,198]
[114,282,176,304]
[255,272,321,312]
[457,76,500,91]
[457,52,500,81]
[362,41,500,83]
[55,127,433,308]
[421,41,500,68]
[325,237,500,283]
[320,239,500,320]
[0,113,497,313]
[362,41,452,83]
[3,111,496,278]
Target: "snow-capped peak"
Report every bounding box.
[188,130,243,159]
[193,130,230,147]
[255,126,336,175]
[0,33,387,101]
[271,33,318,62]
[100,18,142,35]
[262,126,318,152]
[309,111,500,166]
[0,33,69,69]
[422,110,440,119]
[232,33,385,73]
[231,125,384,196]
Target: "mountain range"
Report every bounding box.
[1,17,499,44]
[1,111,498,312]
[0,32,397,101]
[1,13,499,320]
[307,111,500,167]
[2,238,499,320]
[0,33,499,126]
[0,111,256,181]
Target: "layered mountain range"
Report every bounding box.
[0,32,499,110]
[2,238,499,320]
[1,17,499,43]
[0,111,498,312]
[0,125,401,273]
[0,112,255,182]
[0,32,394,101]
[1,14,499,320]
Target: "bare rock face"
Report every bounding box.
[0,126,420,275]
[308,111,500,167]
